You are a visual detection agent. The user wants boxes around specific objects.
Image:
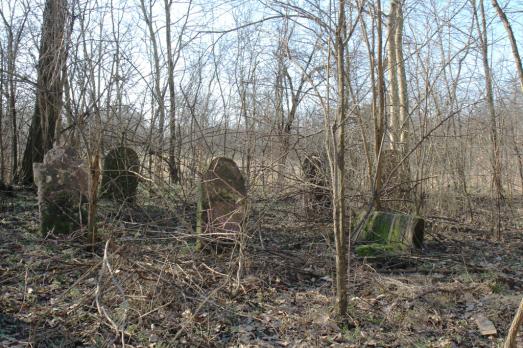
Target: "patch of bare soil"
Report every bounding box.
[1,191,522,347]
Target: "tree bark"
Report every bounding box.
[0,48,4,182]
[474,0,504,238]
[333,0,348,319]
[491,0,523,95]
[140,0,165,157]
[17,0,68,185]
[7,32,18,179]
[395,0,409,154]
[165,0,180,183]
[504,296,523,348]
[375,0,386,209]
[387,0,400,150]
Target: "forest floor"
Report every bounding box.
[1,190,523,347]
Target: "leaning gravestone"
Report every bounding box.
[302,154,330,219]
[33,146,88,235]
[101,147,139,203]
[354,211,424,256]
[196,157,247,249]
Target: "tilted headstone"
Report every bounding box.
[354,211,424,256]
[302,154,331,218]
[101,147,139,203]
[196,157,247,249]
[33,146,88,235]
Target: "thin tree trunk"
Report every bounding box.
[491,0,523,94]
[0,48,5,182]
[140,0,165,159]
[165,0,179,183]
[387,0,400,150]
[504,297,523,348]
[333,0,348,319]
[475,0,504,239]
[7,33,18,179]
[375,0,386,209]
[395,0,408,154]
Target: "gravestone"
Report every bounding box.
[101,147,139,203]
[354,211,424,256]
[33,146,88,235]
[302,154,330,219]
[196,157,247,249]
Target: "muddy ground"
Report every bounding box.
[1,191,522,347]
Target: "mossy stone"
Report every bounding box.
[355,211,424,252]
[101,147,139,203]
[40,191,86,235]
[33,146,88,236]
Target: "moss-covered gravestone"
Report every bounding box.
[33,146,88,235]
[302,154,330,218]
[101,147,139,203]
[354,211,424,256]
[196,157,247,249]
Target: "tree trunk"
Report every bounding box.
[395,0,409,154]
[375,0,386,209]
[165,0,180,183]
[17,0,68,185]
[140,0,165,163]
[474,0,504,238]
[0,49,4,182]
[491,0,523,95]
[7,32,18,180]
[387,0,400,150]
[332,0,348,319]
[504,296,523,348]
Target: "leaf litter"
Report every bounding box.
[0,192,522,347]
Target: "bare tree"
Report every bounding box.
[0,2,28,181]
[472,0,504,238]
[331,0,348,319]
[17,0,69,185]
[139,0,166,156]
[164,0,192,183]
[491,0,523,95]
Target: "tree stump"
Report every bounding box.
[196,157,247,250]
[354,211,424,256]
[302,154,331,219]
[101,147,139,203]
[33,146,88,235]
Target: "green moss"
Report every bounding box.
[355,211,424,251]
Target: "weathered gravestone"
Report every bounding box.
[380,149,411,210]
[101,147,139,203]
[302,154,331,219]
[196,157,247,249]
[33,146,88,235]
[354,211,424,256]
